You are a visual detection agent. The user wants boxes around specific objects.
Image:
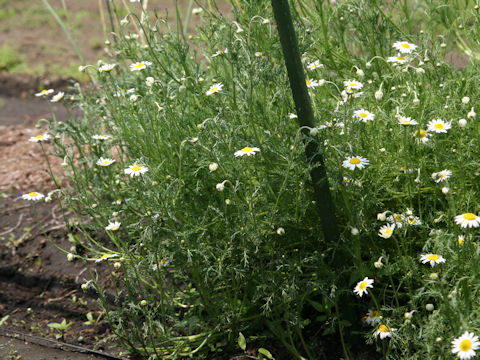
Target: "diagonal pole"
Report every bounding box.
[271,0,340,246]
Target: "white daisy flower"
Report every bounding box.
[406,216,422,226]
[22,192,45,201]
[287,113,298,119]
[114,88,135,97]
[51,92,64,103]
[212,48,228,57]
[458,235,465,246]
[96,157,115,167]
[432,169,452,183]
[427,119,451,133]
[342,156,370,170]
[95,253,119,263]
[254,52,263,57]
[125,33,139,40]
[307,60,324,70]
[105,221,121,231]
[452,331,480,360]
[378,224,395,239]
[129,61,152,71]
[35,89,54,97]
[153,258,171,270]
[92,134,111,141]
[375,324,396,339]
[387,55,409,64]
[124,164,149,177]
[29,133,51,142]
[387,213,405,228]
[206,83,223,96]
[398,116,418,126]
[343,80,363,91]
[305,79,319,88]
[414,129,430,143]
[234,146,260,157]
[192,7,203,15]
[420,254,446,267]
[353,277,374,297]
[392,41,417,54]
[353,109,375,122]
[365,310,381,326]
[455,213,480,228]
[99,63,116,72]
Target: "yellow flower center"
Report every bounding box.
[210,86,218,92]
[401,43,411,49]
[241,147,253,153]
[131,165,142,172]
[464,213,477,221]
[349,83,357,87]
[394,214,402,221]
[35,135,44,140]
[29,192,38,197]
[434,123,444,129]
[160,259,167,265]
[370,310,379,318]
[101,254,111,259]
[359,112,368,118]
[136,63,145,68]
[378,324,389,332]
[359,281,367,290]
[306,80,311,85]
[385,228,393,234]
[416,129,426,138]
[427,254,439,261]
[397,56,405,61]
[460,339,472,352]
[349,158,361,165]
[41,89,48,94]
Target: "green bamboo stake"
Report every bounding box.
[270,0,339,245]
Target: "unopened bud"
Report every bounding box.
[209,163,218,172]
[468,107,476,119]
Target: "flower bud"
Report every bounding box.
[209,162,218,172]
[426,303,434,311]
[67,253,74,262]
[350,227,359,236]
[442,187,449,194]
[375,89,383,100]
[468,107,476,119]
[374,256,383,269]
[462,96,470,104]
[146,77,155,87]
[458,118,467,127]
[216,182,225,191]
[276,227,285,236]
[377,211,387,221]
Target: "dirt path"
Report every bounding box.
[0,82,127,358]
